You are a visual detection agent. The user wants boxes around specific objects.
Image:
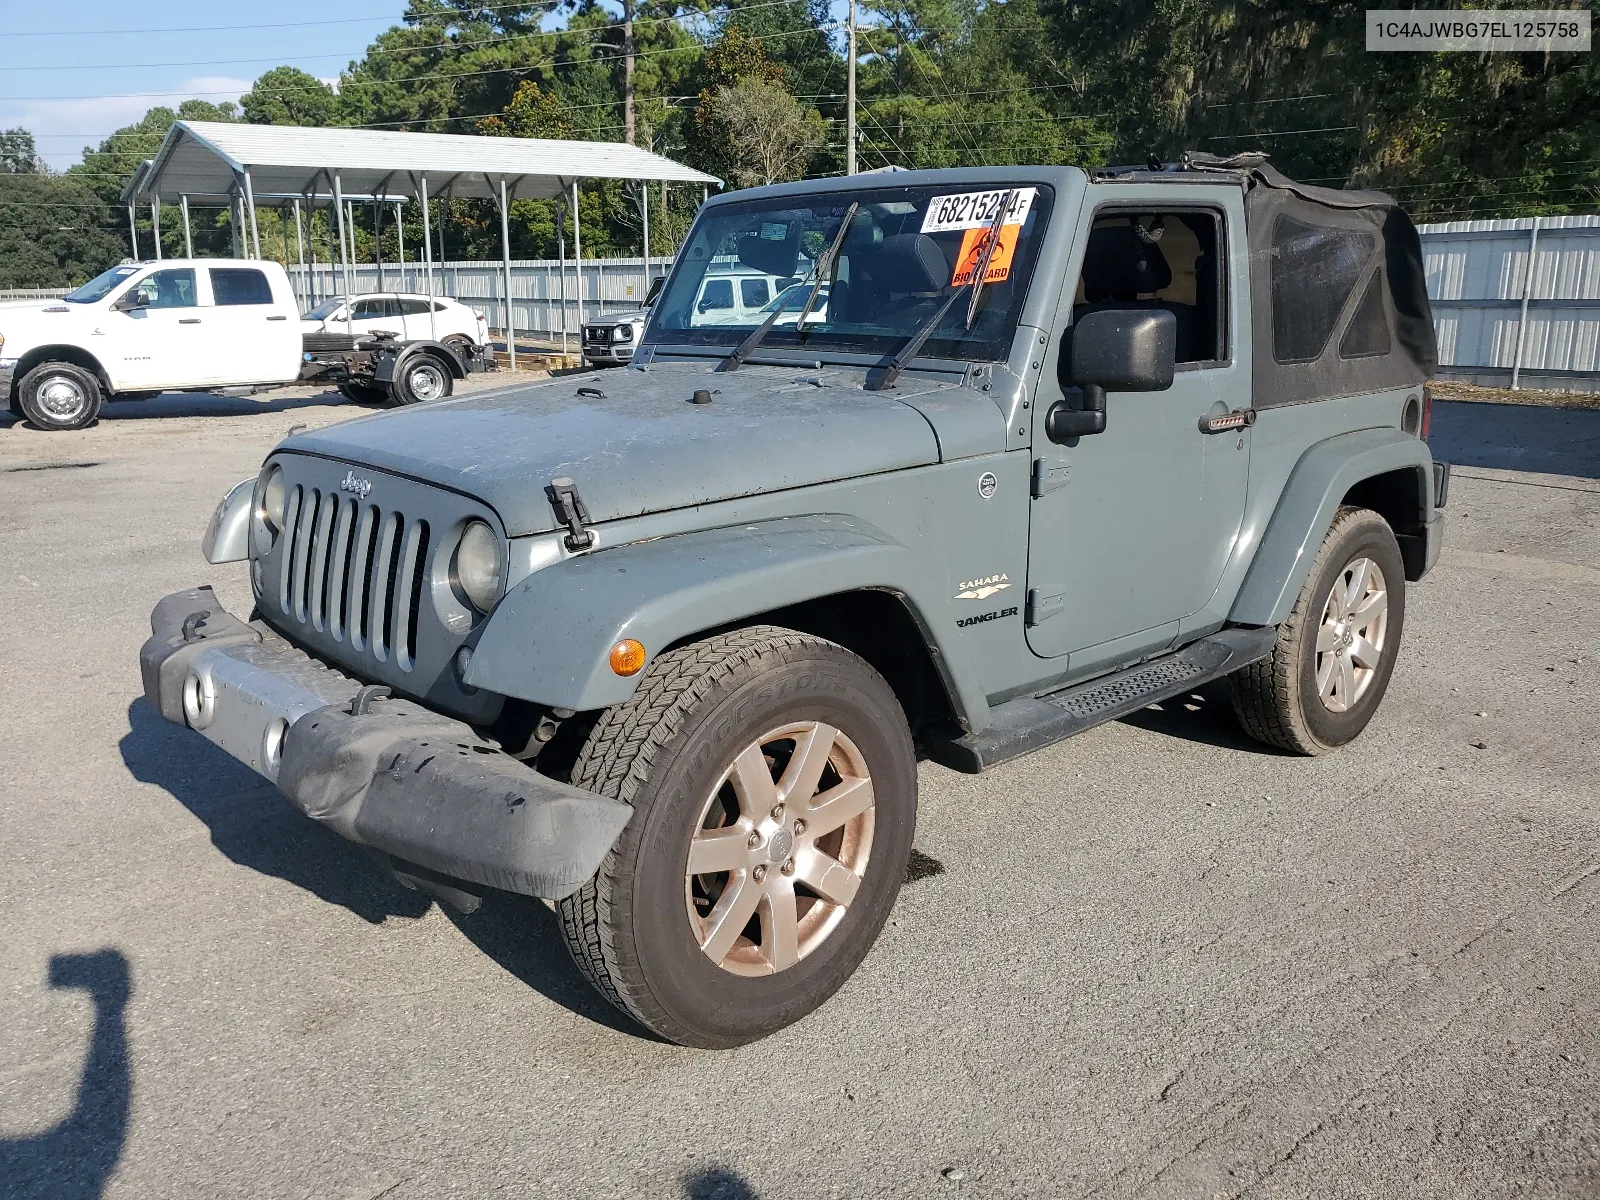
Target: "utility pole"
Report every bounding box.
[623,0,636,145]
[846,0,858,175]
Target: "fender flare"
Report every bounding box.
[374,340,468,383]
[1229,426,1434,627]
[463,513,991,728]
[202,477,255,564]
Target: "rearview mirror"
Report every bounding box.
[1046,308,1177,442]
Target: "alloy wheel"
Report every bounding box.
[1315,556,1389,713]
[685,721,875,977]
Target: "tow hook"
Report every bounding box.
[547,476,596,552]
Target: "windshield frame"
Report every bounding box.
[643,182,1055,365]
[64,264,143,305]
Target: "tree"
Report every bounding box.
[703,77,827,186]
[1,128,42,174]
[476,80,573,138]
[241,67,339,127]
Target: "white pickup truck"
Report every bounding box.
[2,259,486,431]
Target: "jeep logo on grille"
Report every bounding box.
[340,470,372,498]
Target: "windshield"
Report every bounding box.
[64,264,141,304]
[646,183,1051,361]
[303,298,345,320]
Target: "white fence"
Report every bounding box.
[1420,215,1600,392]
[286,255,673,344]
[0,288,69,301]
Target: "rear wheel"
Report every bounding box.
[557,625,917,1047]
[1231,506,1406,755]
[18,362,102,431]
[389,354,452,405]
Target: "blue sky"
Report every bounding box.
[2,1,414,169]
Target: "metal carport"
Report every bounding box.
[124,121,718,368]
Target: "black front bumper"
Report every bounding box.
[140,587,631,901]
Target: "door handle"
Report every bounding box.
[266,315,287,321]
[179,318,201,324]
[1200,408,1255,434]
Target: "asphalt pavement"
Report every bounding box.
[1,389,1597,1199]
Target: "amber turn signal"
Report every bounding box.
[609,639,647,676]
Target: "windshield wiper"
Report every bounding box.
[868,189,1014,392]
[716,201,859,374]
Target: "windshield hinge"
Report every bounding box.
[547,476,596,552]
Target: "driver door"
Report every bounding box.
[103,267,206,391]
[1024,193,1251,672]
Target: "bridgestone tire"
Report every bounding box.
[1231,505,1407,755]
[337,382,388,405]
[389,354,452,406]
[556,625,917,1048]
[18,362,102,431]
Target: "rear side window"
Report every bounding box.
[1338,273,1391,359]
[399,298,432,315]
[740,278,770,308]
[211,268,274,306]
[1269,216,1374,363]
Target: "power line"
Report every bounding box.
[0,24,838,103]
[0,0,817,73]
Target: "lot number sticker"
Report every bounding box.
[921,187,1036,234]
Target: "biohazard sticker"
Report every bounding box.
[920,187,1036,234]
[951,226,1020,287]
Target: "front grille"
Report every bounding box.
[275,485,430,672]
[584,325,610,343]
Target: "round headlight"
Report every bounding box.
[613,324,633,342]
[253,465,286,553]
[454,520,505,613]
[260,466,287,530]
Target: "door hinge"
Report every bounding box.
[1027,589,1066,625]
[1031,457,1070,497]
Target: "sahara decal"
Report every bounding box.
[955,573,1012,600]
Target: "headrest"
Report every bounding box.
[1081,224,1172,302]
[868,233,950,293]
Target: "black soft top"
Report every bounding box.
[1180,153,1437,407]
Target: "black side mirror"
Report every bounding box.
[113,290,150,313]
[1046,308,1176,442]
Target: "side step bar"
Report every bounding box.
[927,626,1278,774]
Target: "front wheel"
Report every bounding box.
[557,626,917,1047]
[1231,505,1407,755]
[18,362,103,431]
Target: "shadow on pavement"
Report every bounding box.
[445,894,656,1039]
[119,698,430,925]
[0,950,132,1200]
[1429,400,1600,480]
[120,700,653,1034]
[1119,680,1286,754]
[683,1167,762,1199]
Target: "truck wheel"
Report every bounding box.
[389,355,452,406]
[18,362,103,431]
[337,382,388,405]
[557,625,917,1048]
[1231,505,1407,755]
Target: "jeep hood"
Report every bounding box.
[280,362,951,536]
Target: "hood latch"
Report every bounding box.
[547,476,596,552]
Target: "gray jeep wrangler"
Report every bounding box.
[142,156,1448,1047]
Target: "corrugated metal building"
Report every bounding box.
[1419,215,1600,392]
